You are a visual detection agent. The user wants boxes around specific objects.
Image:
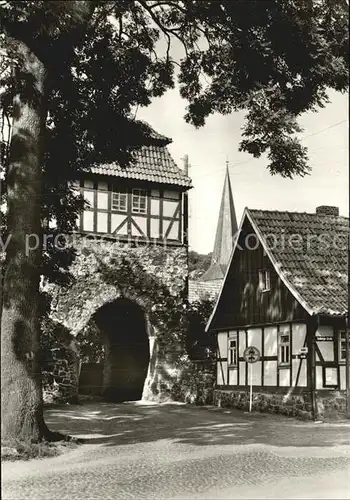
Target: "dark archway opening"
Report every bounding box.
[79,299,150,402]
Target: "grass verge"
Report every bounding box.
[1,438,79,462]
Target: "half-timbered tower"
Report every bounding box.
[74,129,190,244]
[206,206,349,419]
[45,127,192,403]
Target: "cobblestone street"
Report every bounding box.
[2,401,350,500]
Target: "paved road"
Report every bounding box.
[2,401,350,499]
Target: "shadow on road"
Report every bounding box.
[44,400,350,450]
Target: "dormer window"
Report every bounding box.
[132,188,147,214]
[259,269,271,292]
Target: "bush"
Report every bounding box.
[171,359,215,405]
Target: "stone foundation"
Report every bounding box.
[315,391,346,419]
[214,389,347,420]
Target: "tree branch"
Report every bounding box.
[137,0,189,58]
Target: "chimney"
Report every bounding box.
[183,154,189,175]
[316,206,339,216]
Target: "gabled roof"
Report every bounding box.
[207,207,349,330]
[201,167,238,281]
[90,145,192,188]
[88,124,192,188]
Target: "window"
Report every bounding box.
[259,269,271,292]
[112,188,127,212]
[132,189,147,214]
[339,331,349,362]
[228,334,238,367]
[278,329,290,365]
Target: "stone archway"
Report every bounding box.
[92,298,150,402]
[44,239,188,402]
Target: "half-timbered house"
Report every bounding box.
[206,205,349,419]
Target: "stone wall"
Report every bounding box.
[43,236,189,402]
[315,391,346,419]
[213,389,347,420]
[42,341,80,404]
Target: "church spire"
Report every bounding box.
[201,164,238,281]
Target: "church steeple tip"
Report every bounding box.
[201,164,238,281]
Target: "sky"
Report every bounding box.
[138,88,349,254]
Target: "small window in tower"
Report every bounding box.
[112,187,127,212]
[259,269,271,292]
[132,189,147,214]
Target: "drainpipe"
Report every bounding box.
[183,154,189,304]
[346,320,350,419]
[347,210,350,418]
[308,314,319,421]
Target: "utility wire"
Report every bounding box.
[301,119,347,140]
[188,119,348,181]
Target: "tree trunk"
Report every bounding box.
[1,41,47,443]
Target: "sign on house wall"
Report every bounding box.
[243,346,261,363]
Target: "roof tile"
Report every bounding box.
[189,280,222,303]
[89,145,192,188]
[249,209,349,317]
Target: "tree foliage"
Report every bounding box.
[188,250,211,279]
[1,0,348,186]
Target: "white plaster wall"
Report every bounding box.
[324,367,337,386]
[247,361,262,386]
[292,323,307,353]
[340,365,346,390]
[239,362,246,386]
[217,332,228,358]
[264,361,277,386]
[264,326,277,356]
[316,366,323,389]
[228,368,238,386]
[97,212,108,233]
[239,330,246,356]
[217,361,227,385]
[132,216,147,235]
[163,200,178,217]
[279,368,290,386]
[83,211,94,231]
[292,359,307,387]
[247,328,262,353]
[111,213,126,234]
[97,191,108,209]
